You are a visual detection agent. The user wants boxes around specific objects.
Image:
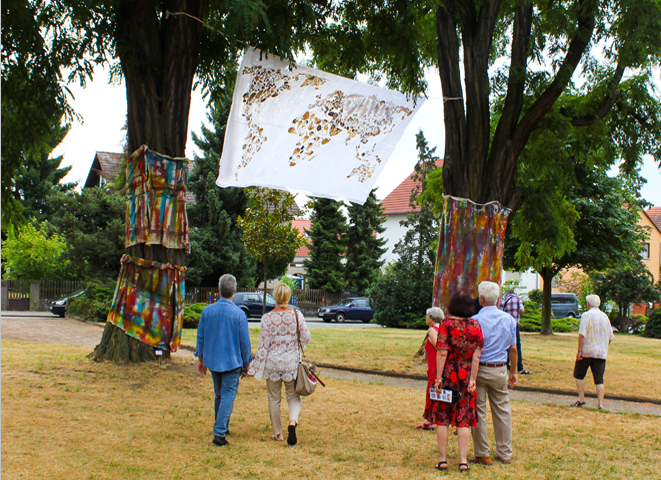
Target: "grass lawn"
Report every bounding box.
[2,340,661,479]
[181,327,661,399]
[2,340,661,480]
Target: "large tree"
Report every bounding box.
[187,98,256,287]
[345,189,387,296]
[304,198,348,293]
[314,1,661,209]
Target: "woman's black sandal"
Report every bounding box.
[435,461,448,471]
[287,424,297,446]
[459,463,470,473]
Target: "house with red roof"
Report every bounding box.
[380,159,443,265]
[289,219,312,278]
[641,207,661,284]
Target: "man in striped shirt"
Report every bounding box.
[500,289,531,375]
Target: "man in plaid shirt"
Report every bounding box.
[500,289,531,374]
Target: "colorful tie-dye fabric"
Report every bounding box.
[107,254,186,351]
[432,195,511,310]
[125,145,190,252]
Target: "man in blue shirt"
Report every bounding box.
[196,274,252,446]
[470,281,518,466]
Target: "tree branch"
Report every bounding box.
[513,0,597,145]
[567,64,625,127]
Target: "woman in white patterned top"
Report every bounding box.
[248,283,311,445]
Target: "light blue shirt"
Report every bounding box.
[196,298,252,372]
[472,305,516,364]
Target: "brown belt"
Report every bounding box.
[479,362,507,368]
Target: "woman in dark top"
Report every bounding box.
[427,290,483,473]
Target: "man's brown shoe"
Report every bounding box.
[468,456,493,466]
[495,457,511,464]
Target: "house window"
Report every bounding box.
[641,242,650,260]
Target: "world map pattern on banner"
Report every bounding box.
[432,196,511,311]
[218,48,425,204]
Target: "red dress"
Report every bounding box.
[422,324,441,420]
[424,316,483,427]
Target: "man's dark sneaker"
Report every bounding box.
[213,436,229,446]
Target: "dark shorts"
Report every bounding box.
[573,357,606,385]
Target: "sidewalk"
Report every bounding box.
[2,311,660,416]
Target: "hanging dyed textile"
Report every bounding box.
[107,254,186,351]
[217,47,425,204]
[432,195,511,310]
[125,145,190,252]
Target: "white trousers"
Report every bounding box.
[266,378,301,436]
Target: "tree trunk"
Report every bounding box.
[540,266,554,335]
[262,260,268,315]
[92,0,202,362]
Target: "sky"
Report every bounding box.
[53,65,661,206]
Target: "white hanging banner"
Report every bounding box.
[217,47,425,204]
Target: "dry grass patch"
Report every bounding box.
[3,340,661,479]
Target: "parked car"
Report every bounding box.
[232,292,301,319]
[317,297,373,323]
[50,289,86,318]
[550,292,581,318]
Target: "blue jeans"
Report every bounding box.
[507,325,524,372]
[211,367,242,437]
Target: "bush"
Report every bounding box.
[528,289,543,304]
[183,303,207,329]
[629,314,648,334]
[643,309,661,339]
[367,264,433,329]
[519,299,579,332]
[67,279,116,322]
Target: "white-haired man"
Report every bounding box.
[572,294,614,409]
[470,281,518,466]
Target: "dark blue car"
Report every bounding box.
[317,297,373,323]
[233,292,301,319]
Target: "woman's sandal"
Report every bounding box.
[271,434,284,441]
[435,461,448,471]
[415,423,435,430]
[459,463,470,473]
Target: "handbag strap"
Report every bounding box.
[295,309,306,362]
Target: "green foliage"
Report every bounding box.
[344,189,387,296]
[1,222,70,280]
[304,197,348,293]
[237,187,306,287]
[187,98,256,287]
[278,275,298,291]
[369,132,440,328]
[67,279,116,323]
[528,289,544,305]
[46,187,125,280]
[520,299,579,332]
[643,309,661,339]
[592,262,660,332]
[182,303,207,329]
[556,271,594,311]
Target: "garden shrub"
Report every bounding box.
[183,302,207,329]
[643,309,661,339]
[519,299,579,332]
[67,279,115,323]
[629,314,648,334]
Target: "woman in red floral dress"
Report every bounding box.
[427,290,483,473]
[417,307,445,430]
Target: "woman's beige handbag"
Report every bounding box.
[294,310,324,396]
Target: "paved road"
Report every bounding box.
[2,310,660,416]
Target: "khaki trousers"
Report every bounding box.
[471,365,513,460]
[266,378,301,436]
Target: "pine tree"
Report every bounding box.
[304,198,348,293]
[187,98,257,287]
[345,189,387,295]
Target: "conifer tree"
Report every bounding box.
[187,98,256,288]
[304,198,348,293]
[345,189,386,295]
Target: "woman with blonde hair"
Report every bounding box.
[248,283,311,445]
